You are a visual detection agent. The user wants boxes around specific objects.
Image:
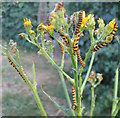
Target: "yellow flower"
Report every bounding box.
[24,18,31,28]
[38,23,46,30]
[46,25,54,30]
[19,33,25,38]
[109,18,115,29]
[97,18,104,24]
[81,11,89,27]
[29,30,35,36]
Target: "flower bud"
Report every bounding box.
[24,18,31,32]
[87,14,95,30]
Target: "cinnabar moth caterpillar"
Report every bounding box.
[92,42,108,52]
[58,28,69,46]
[72,86,77,110]
[110,24,118,37]
[77,50,85,68]
[46,13,50,26]
[8,57,26,82]
[73,33,81,53]
[58,38,63,55]
[75,11,83,35]
[55,2,64,11]
[72,13,76,33]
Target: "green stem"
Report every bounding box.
[77,30,94,116]
[81,52,95,94]
[90,85,95,118]
[27,40,74,85]
[40,48,74,85]
[59,71,75,116]
[112,67,119,116]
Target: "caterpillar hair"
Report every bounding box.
[8,57,26,82]
[75,11,83,35]
[110,24,118,37]
[58,38,63,55]
[73,33,81,53]
[72,86,77,110]
[92,42,108,52]
[77,50,85,68]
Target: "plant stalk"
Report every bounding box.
[90,85,95,118]
[111,67,119,116]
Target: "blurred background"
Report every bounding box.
[1,2,120,116]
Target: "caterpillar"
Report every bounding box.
[72,13,76,33]
[58,28,69,46]
[92,42,108,52]
[58,37,63,55]
[75,11,83,35]
[8,57,26,82]
[72,86,77,110]
[73,32,81,53]
[55,2,64,12]
[110,24,118,37]
[88,70,96,80]
[77,50,85,68]
[46,13,50,26]
[92,24,118,52]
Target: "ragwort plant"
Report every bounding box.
[1,2,120,117]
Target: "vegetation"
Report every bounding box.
[1,2,120,116]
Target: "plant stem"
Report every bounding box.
[59,71,76,116]
[90,85,95,118]
[40,48,74,85]
[81,52,95,94]
[111,67,119,116]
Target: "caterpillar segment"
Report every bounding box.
[75,11,83,35]
[72,86,77,110]
[110,24,118,37]
[77,50,85,68]
[8,58,26,82]
[92,42,108,52]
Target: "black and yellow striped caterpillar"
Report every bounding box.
[46,13,50,26]
[92,23,118,52]
[92,42,108,52]
[58,37,63,55]
[58,28,69,46]
[72,86,77,110]
[72,12,76,33]
[73,33,81,53]
[73,32,85,67]
[75,11,83,35]
[55,2,64,12]
[8,57,26,82]
[77,50,85,68]
[110,24,118,37]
